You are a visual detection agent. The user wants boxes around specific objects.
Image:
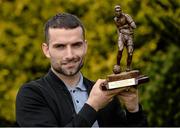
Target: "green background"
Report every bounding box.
[0,0,179,126]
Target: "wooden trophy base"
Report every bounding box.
[104,70,149,90]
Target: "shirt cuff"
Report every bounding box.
[125,104,143,121]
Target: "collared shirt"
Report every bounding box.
[66,73,88,113]
[65,73,99,127]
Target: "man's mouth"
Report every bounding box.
[65,63,77,68]
[61,58,80,65]
[62,60,80,69]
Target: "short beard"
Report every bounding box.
[53,60,84,77]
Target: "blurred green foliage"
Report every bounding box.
[0,0,179,126]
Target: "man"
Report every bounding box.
[113,5,136,73]
[16,13,147,127]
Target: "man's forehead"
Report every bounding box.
[49,27,83,33]
[48,27,84,43]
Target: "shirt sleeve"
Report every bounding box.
[16,83,98,127]
[16,83,58,126]
[125,104,148,126]
[65,103,97,127]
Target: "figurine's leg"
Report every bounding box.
[127,53,132,71]
[117,50,123,65]
[126,38,134,71]
[113,34,124,74]
[117,34,124,65]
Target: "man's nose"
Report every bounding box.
[65,46,74,59]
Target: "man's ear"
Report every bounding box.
[42,43,50,58]
[84,40,88,54]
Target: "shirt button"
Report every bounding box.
[76,100,79,103]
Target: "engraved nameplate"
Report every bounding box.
[107,78,137,89]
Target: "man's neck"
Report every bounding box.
[51,68,81,88]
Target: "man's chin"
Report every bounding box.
[53,61,84,76]
[54,68,80,77]
[63,70,78,76]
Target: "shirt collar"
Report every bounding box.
[66,73,87,91]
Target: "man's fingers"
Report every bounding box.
[100,80,108,87]
[128,86,137,93]
[96,79,106,84]
[105,87,126,96]
[95,79,106,88]
[106,86,138,96]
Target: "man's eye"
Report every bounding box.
[73,42,83,48]
[55,45,65,49]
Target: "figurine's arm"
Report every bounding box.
[130,21,136,29]
[114,17,119,27]
[125,14,136,29]
[119,24,129,29]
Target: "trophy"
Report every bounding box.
[104,5,149,90]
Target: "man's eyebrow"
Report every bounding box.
[52,42,66,47]
[73,41,83,44]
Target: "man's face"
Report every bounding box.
[42,27,87,76]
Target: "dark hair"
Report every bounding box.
[44,13,85,44]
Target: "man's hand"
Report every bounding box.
[117,87,139,113]
[86,79,124,111]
